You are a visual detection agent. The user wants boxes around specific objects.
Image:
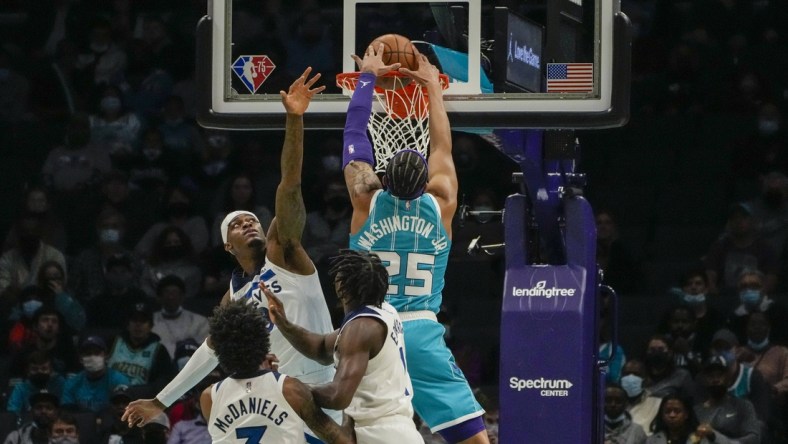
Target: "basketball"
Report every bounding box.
[370,34,418,70]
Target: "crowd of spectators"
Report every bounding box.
[0,0,785,443]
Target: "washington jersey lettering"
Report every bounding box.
[230,259,335,383]
[335,302,414,422]
[208,370,303,443]
[349,190,450,313]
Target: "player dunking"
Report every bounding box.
[263,249,422,443]
[123,68,342,441]
[341,45,488,443]
[200,301,352,444]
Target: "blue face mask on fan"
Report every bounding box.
[740,289,761,306]
[683,293,705,306]
[620,374,643,398]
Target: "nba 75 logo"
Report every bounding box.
[232,55,276,94]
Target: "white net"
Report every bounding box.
[338,73,447,173]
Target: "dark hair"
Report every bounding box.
[156,274,186,295]
[384,150,428,199]
[209,301,270,375]
[150,225,194,265]
[680,268,708,287]
[650,394,698,436]
[223,173,259,213]
[328,250,388,308]
[51,411,80,433]
[32,305,60,325]
[37,260,66,289]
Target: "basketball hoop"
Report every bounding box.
[337,71,450,172]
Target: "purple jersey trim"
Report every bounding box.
[438,415,485,443]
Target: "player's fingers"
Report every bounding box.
[366,45,374,57]
[299,66,313,82]
[385,62,401,72]
[309,85,326,95]
[305,72,322,88]
[351,54,363,68]
[375,43,385,57]
[279,91,287,101]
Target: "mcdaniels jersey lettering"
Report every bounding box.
[335,302,414,423]
[208,370,303,443]
[230,259,335,383]
[349,190,450,313]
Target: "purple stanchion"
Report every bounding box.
[497,130,603,443]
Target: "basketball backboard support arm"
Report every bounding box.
[196,0,632,130]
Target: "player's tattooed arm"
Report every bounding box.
[345,161,382,199]
[275,67,324,249]
[283,377,355,444]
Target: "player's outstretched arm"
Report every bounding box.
[263,284,337,365]
[400,48,458,233]
[283,376,355,444]
[273,67,325,250]
[310,318,383,410]
[123,338,219,427]
[343,44,399,233]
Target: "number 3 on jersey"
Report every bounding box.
[376,251,434,296]
[236,426,267,443]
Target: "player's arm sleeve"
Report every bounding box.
[342,72,376,169]
[155,339,218,407]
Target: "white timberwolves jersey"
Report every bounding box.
[208,370,303,443]
[230,259,335,384]
[335,302,414,422]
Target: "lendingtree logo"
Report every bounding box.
[511,280,577,298]
[509,376,573,397]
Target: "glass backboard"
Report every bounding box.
[197,0,631,130]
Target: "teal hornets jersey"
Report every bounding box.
[349,190,450,313]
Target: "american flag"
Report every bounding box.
[546,63,593,93]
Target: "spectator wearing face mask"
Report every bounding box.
[642,335,696,399]
[706,329,773,427]
[737,312,788,398]
[693,357,760,444]
[620,359,661,436]
[672,269,724,358]
[48,412,81,444]
[150,276,208,359]
[727,268,788,346]
[704,204,779,298]
[2,389,59,444]
[6,351,65,419]
[89,85,142,170]
[604,384,646,444]
[71,208,149,303]
[61,336,130,413]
